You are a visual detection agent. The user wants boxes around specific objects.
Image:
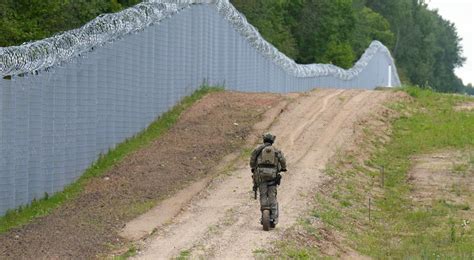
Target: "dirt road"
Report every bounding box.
[132,89,398,259]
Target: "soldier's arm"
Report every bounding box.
[277,150,287,171]
[249,147,259,171]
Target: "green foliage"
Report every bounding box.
[233,0,468,93]
[0,0,140,47]
[0,86,223,233]
[175,250,191,260]
[351,7,395,57]
[366,0,466,93]
[231,0,298,59]
[292,0,356,67]
[114,245,138,259]
[322,41,356,69]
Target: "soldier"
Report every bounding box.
[250,133,287,229]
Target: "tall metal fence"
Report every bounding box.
[0,0,401,216]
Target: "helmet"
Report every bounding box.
[262,133,276,144]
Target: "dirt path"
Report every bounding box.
[133,89,397,259]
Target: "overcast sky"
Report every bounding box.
[427,0,473,85]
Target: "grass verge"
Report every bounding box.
[359,86,474,257]
[113,245,138,260]
[0,85,223,234]
[275,86,474,258]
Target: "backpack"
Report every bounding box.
[257,146,278,181]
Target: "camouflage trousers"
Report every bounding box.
[259,182,279,223]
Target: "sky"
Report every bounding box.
[427,0,473,85]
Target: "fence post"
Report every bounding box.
[388,65,392,87]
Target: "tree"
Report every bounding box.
[231,0,298,59]
[292,0,356,68]
[0,0,141,47]
[366,0,466,92]
[351,7,394,58]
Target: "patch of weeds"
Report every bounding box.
[438,200,471,211]
[114,245,138,260]
[122,200,157,218]
[318,207,342,230]
[150,227,158,236]
[362,126,372,136]
[275,241,321,259]
[207,224,220,235]
[323,166,338,176]
[298,218,321,238]
[240,147,253,159]
[345,182,355,192]
[252,248,267,257]
[175,250,191,260]
[450,184,463,197]
[340,199,352,208]
[453,163,469,174]
[387,101,407,111]
[284,247,318,259]
[222,208,238,226]
[222,163,237,177]
[0,85,224,234]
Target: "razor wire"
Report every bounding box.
[0,0,400,85]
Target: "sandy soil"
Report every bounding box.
[454,101,474,111]
[409,150,474,208]
[132,89,398,259]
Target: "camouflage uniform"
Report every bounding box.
[250,140,287,225]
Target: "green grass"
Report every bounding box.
[275,240,322,259]
[0,85,223,234]
[175,250,191,260]
[362,86,474,257]
[277,86,474,258]
[252,248,267,254]
[113,245,138,260]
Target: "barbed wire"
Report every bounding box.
[0,0,400,85]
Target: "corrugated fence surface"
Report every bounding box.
[0,2,401,216]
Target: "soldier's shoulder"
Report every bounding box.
[273,146,283,152]
[274,147,285,156]
[252,144,264,153]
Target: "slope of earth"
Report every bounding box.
[0,92,283,259]
[132,89,405,259]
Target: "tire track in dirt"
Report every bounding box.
[288,89,344,147]
[133,89,395,259]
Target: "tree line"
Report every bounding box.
[231,0,472,94]
[0,0,140,47]
[1,0,472,94]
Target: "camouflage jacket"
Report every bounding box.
[249,142,287,172]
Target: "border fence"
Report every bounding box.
[0,0,401,216]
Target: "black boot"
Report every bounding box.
[270,221,276,228]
